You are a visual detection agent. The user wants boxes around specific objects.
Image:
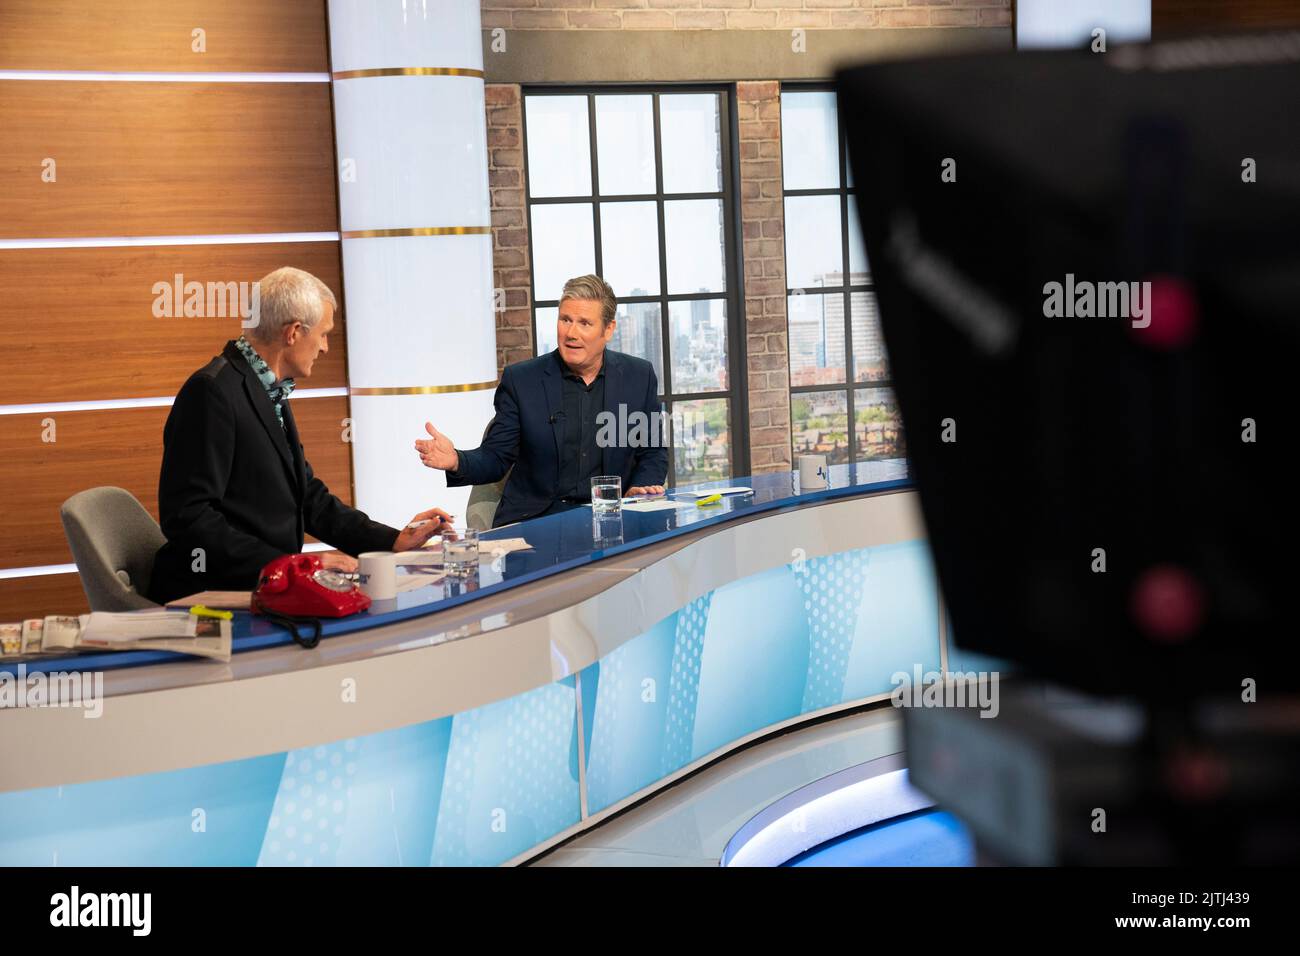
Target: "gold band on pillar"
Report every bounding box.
[332,67,486,80]
[341,226,493,240]
[350,381,499,396]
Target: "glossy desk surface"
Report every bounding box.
[8,460,909,674]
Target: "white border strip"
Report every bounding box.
[0,386,347,417]
[0,529,335,579]
[0,232,340,250]
[0,563,78,580]
[0,71,330,83]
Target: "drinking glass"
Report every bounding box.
[591,475,623,515]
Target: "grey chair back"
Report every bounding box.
[465,419,513,531]
[60,487,165,611]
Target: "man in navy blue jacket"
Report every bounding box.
[415,275,668,527]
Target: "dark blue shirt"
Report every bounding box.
[557,352,606,501]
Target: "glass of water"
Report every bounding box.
[441,527,479,578]
[590,475,622,515]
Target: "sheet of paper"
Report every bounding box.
[167,591,251,610]
[685,486,752,498]
[622,499,690,512]
[80,610,197,644]
[396,571,443,593]
[480,537,532,554]
[392,550,443,566]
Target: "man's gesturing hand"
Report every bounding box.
[414,422,459,471]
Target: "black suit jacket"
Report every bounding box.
[446,349,668,526]
[147,341,399,603]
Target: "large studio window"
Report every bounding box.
[780,87,904,467]
[522,88,747,484]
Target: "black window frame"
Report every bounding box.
[520,83,750,483]
[779,81,902,467]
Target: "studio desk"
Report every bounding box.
[0,461,959,866]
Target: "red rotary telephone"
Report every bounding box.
[251,554,371,620]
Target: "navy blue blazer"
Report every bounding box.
[446,349,668,526]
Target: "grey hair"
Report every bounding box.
[248,267,338,343]
[560,274,617,327]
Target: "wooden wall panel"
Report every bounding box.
[0,573,89,624]
[0,82,338,239]
[1153,0,1300,33]
[0,396,355,570]
[0,1,329,74]
[0,241,348,403]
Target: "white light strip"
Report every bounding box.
[0,232,340,251]
[0,563,78,580]
[0,70,331,83]
[0,387,347,417]
[2,543,336,579]
[724,768,934,867]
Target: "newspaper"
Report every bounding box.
[1,612,232,663]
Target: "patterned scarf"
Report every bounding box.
[234,335,296,430]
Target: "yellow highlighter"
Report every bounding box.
[696,493,724,507]
[190,606,233,621]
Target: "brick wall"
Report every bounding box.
[486,83,535,375]
[736,80,791,473]
[480,0,1012,32]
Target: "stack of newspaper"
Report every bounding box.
[0,611,232,663]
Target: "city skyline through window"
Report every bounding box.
[781,87,904,468]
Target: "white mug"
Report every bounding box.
[798,454,829,491]
[357,552,397,600]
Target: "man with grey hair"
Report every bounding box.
[147,267,452,603]
[415,274,668,527]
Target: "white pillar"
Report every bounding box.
[328,0,497,528]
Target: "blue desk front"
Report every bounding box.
[0,461,954,866]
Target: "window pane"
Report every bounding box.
[669,298,728,393]
[847,196,869,277]
[787,292,845,386]
[784,195,843,290]
[664,199,726,294]
[845,139,855,189]
[534,306,558,355]
[600,201,660,297]
[525,95,592,198]
[530,202,595,302]
[851,292,889,383]
[854,387,905,461]
[792,390,849,466]
[660,93,722,194]
[781,91,839,190]
[595,95,656,196]
[611,300,664,389]
[672,398,731,484]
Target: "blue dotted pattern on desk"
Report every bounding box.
[429,679,579,866]
[258,741,355,867]
[662,593,712,775]
[799,548,871,713]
